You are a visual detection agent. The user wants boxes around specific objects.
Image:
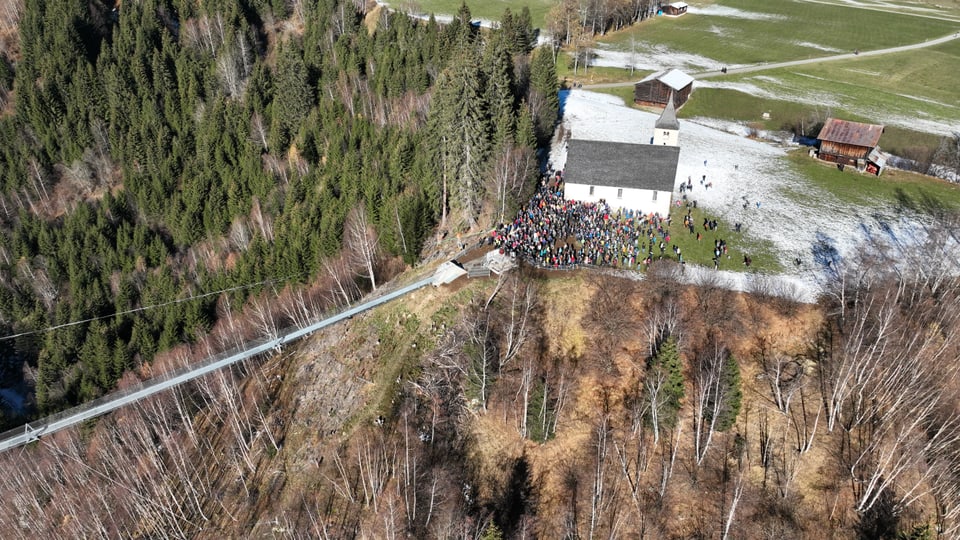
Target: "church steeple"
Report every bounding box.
[653,92,680,146]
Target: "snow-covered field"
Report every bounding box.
[590,43,724,72]
[685,4,786,20]
[550,90,952,300]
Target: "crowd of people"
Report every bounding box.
[491,173,680,270]
[488,169,751,272]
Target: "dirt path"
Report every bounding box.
[796,0,960,23]
[583,31,960,89]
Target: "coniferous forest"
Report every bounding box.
[0,0,554,424]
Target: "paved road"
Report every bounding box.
[0,275,437,454]
[584,31,960,89]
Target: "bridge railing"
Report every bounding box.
[0,273,436,451]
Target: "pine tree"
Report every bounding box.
[426,46,490,229]
[271,42,313,151]
[647,335,684,429]
[528,46,559,146]
[484,32,516,150]
[713,353,742,432]
[515,7,535,54]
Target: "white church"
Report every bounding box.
[561,94,681,217]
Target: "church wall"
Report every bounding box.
[653,128,678,146]
[565,182,673,217]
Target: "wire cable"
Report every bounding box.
[0,274,303,342]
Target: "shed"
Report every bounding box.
[634,69,694,108]
[662,2,688,16]
[816,118,885,175]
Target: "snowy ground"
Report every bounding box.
[550,90,954,301]
[590,42,724,72]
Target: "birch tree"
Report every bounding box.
[345,204,380,291]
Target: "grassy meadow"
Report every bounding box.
[599,0,958,65]
[784,151,960,210]
[395,0,556,26]
[666,204,784,273]
[677,38,959,150]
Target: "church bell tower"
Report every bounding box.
[653,92,680,147]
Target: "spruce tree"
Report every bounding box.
[270,43,313,151]
[515,7,535,54]
[426,46,490,229]
[648,335,684,428]
[529,46,559,146]
[484,32,516,150]
[714,353,742,432]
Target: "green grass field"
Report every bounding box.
[600,0,958,66]
[677,86,947,154]
[677,38,959,150]
[397,0,556,27]
[784,151,960,210]
[666,204,783,273]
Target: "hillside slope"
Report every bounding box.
[3,257,958,538]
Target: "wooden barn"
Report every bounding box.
[662,2,688,16]
[634,69,693,108]
[816,117,886,175]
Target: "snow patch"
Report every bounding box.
[794,41,844,53]
[707,24,729,37]
[693,77,840,107]
[590,43,723,72]
[687,5,787,20]
[894,93,959,108]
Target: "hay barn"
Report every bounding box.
[816,118,886,175]
[634,69,693,108]
[662,2,688,16]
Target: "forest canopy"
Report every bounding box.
[0,0,551,424]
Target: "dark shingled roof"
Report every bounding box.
[564,140,679,192]
[817,117,884,147]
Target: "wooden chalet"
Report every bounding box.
[634,69,693,108]
[816,118,886,175]
[662,2,688,16]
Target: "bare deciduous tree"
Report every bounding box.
[345,205,380,291]
[488,141,536,224]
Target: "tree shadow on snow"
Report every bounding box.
[810,232,841,277]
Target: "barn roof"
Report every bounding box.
[564,140,679,192]
[639,68,694,91]
[817,118,884,148]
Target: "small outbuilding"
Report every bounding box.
[634,69,694,108]
[816,117,886,175]
[662,2,688,16]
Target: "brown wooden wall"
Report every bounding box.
[820,141,871,160]
[634,81,692,108]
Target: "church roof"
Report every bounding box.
[563,140,679,192]
[656,92,679,130]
